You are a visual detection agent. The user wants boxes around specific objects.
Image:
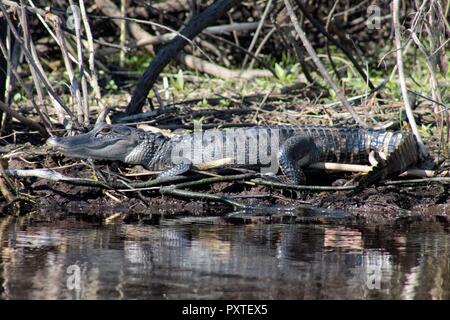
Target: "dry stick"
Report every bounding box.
[68,0,89,126]
[0,161,16,203]
[2,0,43,14]
[203,32,277,77]
[27,0,93,125]
[119,0,126,68]
[119,173,257,192]
[151,0,190,12]
[384,177,450,186]
[51,15,84,126]
[28,0,96,85]
[248,27,277,70]
[126,0,242,115]
[96,0,154,53]
[6,168,191,190]
[19,0,52,131]
[283,0,368,128]
[152,85,165,109]
[0,39,51,136]
[284,29,314,84]
[295,0,376,91]
[410,30,446,159]
[159,187,247,209]
[178,53,272,80]
[0,3,77,125]
[425,2,449,158]
[251,178,356,192]
[242,0,273,68]
[29,43,68,126]
[392,0,427,158]
[95,1,215,67]
[308,162,436,178]
[78,0,101,100]
[135,22,264,48]
[0,101,48,137]
[162,173,256,189]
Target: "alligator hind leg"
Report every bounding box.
[278,135,320,184]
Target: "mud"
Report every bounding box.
[1,154,448,227]
[1,103,449,226]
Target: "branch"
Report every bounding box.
[126,0,241,115]
[392,0,427,158]
[283,0,368,128]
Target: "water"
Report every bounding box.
[0,215,449,299]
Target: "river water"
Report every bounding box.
[0,215,449,299]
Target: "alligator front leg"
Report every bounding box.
[156,159,194,179]
[277,135,320,184]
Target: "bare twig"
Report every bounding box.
[392,0,427,158]
[19,0,52,129]
[178,53,272,80]
[68,0,89,125]
[126,0,241,115]
[119,0,126,67]
[251,178,356,191]
[0,2,77,124]
[160,186,247,208]
[78,0,101,100]
[295,0,376,91]
[0,101,49,137]
[0,161,16,202]
[242,0,273,68]
[283,0,368,128]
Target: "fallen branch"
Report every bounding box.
[308,162,436,178]
[160,186,247,209]
[96,0,154,53]
[178,53,272,80]
[0,101,49,137]
[126,0,242,115]
[0,161,16,203]
[121,172,256,192]
[251,178,356,191]
[384,177,450,186]
[136,22,265,47]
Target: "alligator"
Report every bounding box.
[47,109,419,188]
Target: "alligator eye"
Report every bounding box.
[99,127,112,134]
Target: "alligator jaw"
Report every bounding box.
[46,126,140,162]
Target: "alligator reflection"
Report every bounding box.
[0,216,449,299]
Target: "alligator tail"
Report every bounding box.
[353,132,418,193]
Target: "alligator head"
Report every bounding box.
[47,108,146,163]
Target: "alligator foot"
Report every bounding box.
[157,162,193,179]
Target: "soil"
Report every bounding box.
[1,102,449,227]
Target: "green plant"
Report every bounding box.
[274,63,300,86]
[171,69,185,91]
[106,79,118,91]
[13,91,25,103]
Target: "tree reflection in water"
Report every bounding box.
[0,216,449,299]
